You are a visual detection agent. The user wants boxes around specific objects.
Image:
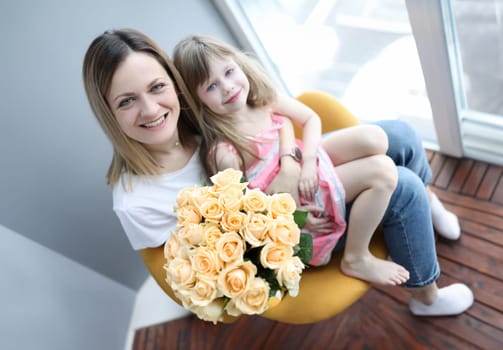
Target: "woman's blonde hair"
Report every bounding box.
[173,35,278,173]
[82,29,210,187]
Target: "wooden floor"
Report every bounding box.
[132,151,503,350]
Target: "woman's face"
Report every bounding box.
[196,55,250,116]
[107,52,180,150]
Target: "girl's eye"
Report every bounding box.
[151,83,166,92]
[118,97,134,108]
[225,68,234,76]
[206,83,217,92]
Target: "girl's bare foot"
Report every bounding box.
[340,254,410,285]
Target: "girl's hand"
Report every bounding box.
[299,205,333,234]
[265,156,301,204]
[299,159,318,202]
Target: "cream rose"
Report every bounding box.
[189,246,221,279]
[221,211,247,233]
[269,192,296,218]
[176,204,202,226]
[164,233,185,262]
[177,223,205,247]
[242,188,270,213]
[260,242,293,270]
[164,257,195,290]
[226,277,270,316]
[276,256,304,297]
[267,215,301,246]
[218,185,244,212]
[175,186,194,208]
[191,298,226,325]
[189,186,216,211]
[210,168,245,190]
[180,276,219,307]
[242,212,270,247]
[217,261,257,298]
[215,231,245,265]
[202,222,223,249]
[199,197,224,223]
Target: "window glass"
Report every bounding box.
[452,0,503,116]
[237,0,435,140]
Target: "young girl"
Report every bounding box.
[173,35,410,285]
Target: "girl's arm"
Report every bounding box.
[265,117,301,204]
[214,144,242,173]
[272,94,322,201]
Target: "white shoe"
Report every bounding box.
[409,283,474,316]
[431,193,461,240]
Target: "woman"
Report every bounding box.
[82,28,473,318]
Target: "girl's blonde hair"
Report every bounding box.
[82,29,212,186]
[173,35,278,173]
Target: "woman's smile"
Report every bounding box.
[142,113,167,128]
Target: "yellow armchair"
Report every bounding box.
[139,91,387,325]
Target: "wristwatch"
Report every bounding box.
[280,146,303,163]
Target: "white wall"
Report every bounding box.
[0,225,135,350]
[0,0,237,349]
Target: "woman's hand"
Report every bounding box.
[299,205,333,234]
[265,156,301,204]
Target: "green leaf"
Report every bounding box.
[256,267,281,297]
[295,233,313,264]
[293,210,308,228]
[243,246,261,265]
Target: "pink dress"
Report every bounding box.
[219,114,346,266]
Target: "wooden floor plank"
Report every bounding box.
[447,158,474,193]
[435,156,460,189]
[430,152,446,183]
[462,162,488,196]
[434,187,503,220]
[459,219,503,246]
[476,165,502,200]
[492,176,503,205]
[436,241,503,280]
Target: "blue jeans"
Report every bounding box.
[335,120,440,288]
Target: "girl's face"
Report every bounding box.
[107,52,180,151]
[196,55,250,115]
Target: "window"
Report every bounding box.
[450,0,503,165]
[214,0,503,166]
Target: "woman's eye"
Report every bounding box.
[118,97,134,108]
[151,83,165,92]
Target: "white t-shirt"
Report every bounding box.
[113,149,207,250]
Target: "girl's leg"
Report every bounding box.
[322,124,388,165]
[374,119,461,240]
[335,154,409,285]
[381,165,473,315]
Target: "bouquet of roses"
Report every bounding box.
[163,168,312,324]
